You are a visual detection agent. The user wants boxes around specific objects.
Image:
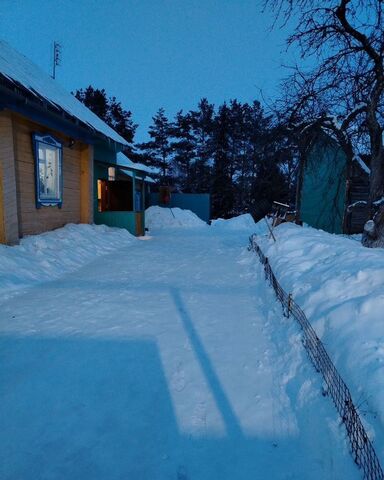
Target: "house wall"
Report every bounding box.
[0,110,93,243]
[300,138,347,234]
[0,112,19,243]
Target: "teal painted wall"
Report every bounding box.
[94,211,137,232]
[94,143,118,164]
[94,161,144,235]
[149,193,211,222]
[300,138,347,234]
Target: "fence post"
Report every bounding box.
[287,293,292,318]
[264,257,269,280]
[248,235,253,251]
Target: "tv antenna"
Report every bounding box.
[52,41,62,79]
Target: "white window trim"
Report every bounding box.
[33,133,63,208]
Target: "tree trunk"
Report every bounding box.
[362,119,384,247]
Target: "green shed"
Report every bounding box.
[297,131,370,234]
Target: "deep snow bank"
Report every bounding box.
[255,222,384,454]
[0,223,134,302]
[145,206,206,229]
[211,213,256,231]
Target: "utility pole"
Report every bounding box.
[52,41,61,79]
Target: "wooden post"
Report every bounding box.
[80,144,94,224]
[287,293,292,318]
[0,163,5,244]
[132,171,136,212]
[142,176,146,211]
[0,112,19,244]
[264,217,276,242]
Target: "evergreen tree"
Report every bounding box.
[170,111,196,191]
[136,108,173,182]
[74,86,137,148]
[211,103,234,218]
[189,98,215,192]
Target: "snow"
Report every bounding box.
[118,168,156,184]
[0,41,127,145]
[347,200,367,211]
[116,152,160,176]
[145,205,207,229]
[211,213,256,231]
[0,220,359,479]
[256,221,384,463]
[353,155,371,174]
[0,223,134,303]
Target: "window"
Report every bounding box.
[33,134,63,207]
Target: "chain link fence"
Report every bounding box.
[249,234,384,480]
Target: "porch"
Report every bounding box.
[94,161,150,236]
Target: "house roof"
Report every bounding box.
[116,152,159,176]
[0,41,128,146]
[118,168,156,184]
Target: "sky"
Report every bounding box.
[0,0,294,141]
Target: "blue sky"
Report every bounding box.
[0,0,294,141]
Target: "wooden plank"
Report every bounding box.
[80,144,93,224]
[12,114,83,237]
[0,112,19,244]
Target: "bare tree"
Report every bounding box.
[268,0,384,246]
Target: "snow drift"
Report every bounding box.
[0,223,134,303]
[255,221,384,457]
[211,214,256,231]
[145,206,206,229]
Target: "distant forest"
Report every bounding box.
[75,86,298,219]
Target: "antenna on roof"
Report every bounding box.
[52,41,62,79]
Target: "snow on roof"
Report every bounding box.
[0,41,128,146]
[117,168,156,184]
[116,152,159,175]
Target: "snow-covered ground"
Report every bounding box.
[0,223,135,303]
[257,222,384,464]
[0,214,360,479]
[146,205,207,229]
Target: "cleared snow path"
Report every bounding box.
[0,228,358,479]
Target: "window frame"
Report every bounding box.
[32,133,63,208]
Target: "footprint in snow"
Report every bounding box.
[191,401,207,428]
[171,364,186,392]
[177,465,189,480]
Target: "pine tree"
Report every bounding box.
[211,103,234,218]
[189,99,215,192]
[136,108,173,182]
[171,111,196,191]
[74,86,137,148]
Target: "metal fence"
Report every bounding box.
[248,234,384,480]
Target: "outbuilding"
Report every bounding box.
[297,130,370,234]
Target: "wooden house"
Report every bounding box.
[94,152,157,236]
[0,41,127,244]
[297,131,370,234]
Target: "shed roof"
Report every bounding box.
[0,41,128,146]
[116,152,159,176]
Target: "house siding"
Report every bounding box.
[345,163,370,234]
[0,111,93,242]
[0,112,19,244]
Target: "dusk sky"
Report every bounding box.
[0,0,295,141]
